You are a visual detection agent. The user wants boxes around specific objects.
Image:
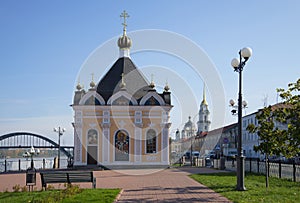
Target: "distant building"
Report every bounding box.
[181,116,196,140]
[197,84,211,133]
[171,85,211,156]
[242,103,288,159]
[194,123,237,157]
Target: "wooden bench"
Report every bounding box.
[40,171,96,190]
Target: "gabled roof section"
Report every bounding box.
[96,57,151,102]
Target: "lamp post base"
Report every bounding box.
[236,155,246,191]
[30,158,34,169]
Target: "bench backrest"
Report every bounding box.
[40,171,93,188]
[68,171,93,183]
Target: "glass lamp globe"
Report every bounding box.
[242,100,248,108]
[241,47,252,59]
[231,58,240,68]
[30,146,35,154]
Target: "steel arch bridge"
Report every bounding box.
[0,132,73,157]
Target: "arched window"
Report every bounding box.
[87,129,98,145]
[146,129,157,153]
[115,130,129,161]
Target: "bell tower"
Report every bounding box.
[197,84,211,133]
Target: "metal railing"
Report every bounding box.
[0,157,68,172]
[225,158,300,182]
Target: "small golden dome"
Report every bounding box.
[76,83,82,90]
[118,35,132,49]
[164,81,170,92]
[90,81,96,88]
[149,81,155,89]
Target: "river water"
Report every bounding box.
[0,157,68,172]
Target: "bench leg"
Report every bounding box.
[93,177,96,189]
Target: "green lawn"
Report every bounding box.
[190,172,300,203]
[0,187,121,203]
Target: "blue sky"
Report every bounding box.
[0,1,299,144]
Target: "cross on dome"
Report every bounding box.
[120,10,129,35]
[118,10,132,56]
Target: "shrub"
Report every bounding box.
[12,184,21,192]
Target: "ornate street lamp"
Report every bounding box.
[23,146,40,169]
[229,99,248,115]
[54,127,66,168]
[231,47,252,191]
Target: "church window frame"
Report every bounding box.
[146,129,157,154]
[135,111,142,124]
[114,130,130,161]
[103,111,110,124]
[87,129,98,146]
[162,111,168,123]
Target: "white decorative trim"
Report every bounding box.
[135,127,142,162]
[89,123,97,128]
[148,123,156,128]
[161,111,169,123]
[103,110,110,124]
[119,49,130,58]
[119,120,126,128]
[107,91,138,105]
[74,128,82,164]
[134,111,142,124]
[79,91,105,105]
[140,92,165,106]
[102,128,110,163]
[161,128,169,163]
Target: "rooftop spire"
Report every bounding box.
[119,72,126,89]
[118,10,132,58]
[201,83,208,105]
[164,80,170,92]
[149,74,155,89]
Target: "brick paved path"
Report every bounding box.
[94,167,231,202]
[0,167,231,202]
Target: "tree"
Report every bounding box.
[247,78,300,187]
[276,78,300,158]
[247,78,300,159]
[247,106,286,158]
[247,106,285,188]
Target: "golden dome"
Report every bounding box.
[76,83,82,90]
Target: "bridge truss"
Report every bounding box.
[0,132,73,157]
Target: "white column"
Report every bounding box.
[74,110,84,166]
[102,127,110,163]
[161,127,169,164]
[135,127,142,163]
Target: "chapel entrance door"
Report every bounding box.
[87,146,97,165]
[87,129,98,165]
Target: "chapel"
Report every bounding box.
[72,11,173,168]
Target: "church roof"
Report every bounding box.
[96,57,151,102]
